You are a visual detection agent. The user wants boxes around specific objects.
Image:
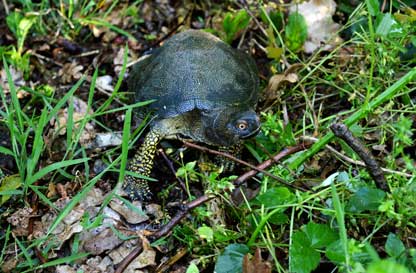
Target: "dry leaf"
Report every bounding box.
[263,72,299,107]
[243,248,272,273]
[108,238,141,264]
[145,203,164,222]
[91,132,123,148]
[96,75,114,92]
[7,207,33,236]
[58,62,84,83]
[0,66,29,98]
[1,258,19,273]
[110,199,149,224]
[82,228,123,255]
[290,0,343,53]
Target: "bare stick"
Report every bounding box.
[114,244,143,273]
[234,143,311,188]
[301,136,412,178]
[2,0,9,14]
[183,141,303,190]
[330,123,389,191]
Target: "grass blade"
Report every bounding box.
[26,158,88,185]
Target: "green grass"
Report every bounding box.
[0,46,149,271]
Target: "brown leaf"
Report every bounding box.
[7,207,33,236]
[83,228,123,255]
[1,257,19,273]
[262,72,299,107]
[242,248,271,273]
[289,0,343,53]
[109,199,149,224]
[0,66,28,98]
[58,62,84,83]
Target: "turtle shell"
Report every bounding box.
[128,30,259,119]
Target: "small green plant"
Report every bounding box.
[1,11,36,76]
[284,12,307,52]
[222,9,251,44]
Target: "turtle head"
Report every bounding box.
[203,108,260,146]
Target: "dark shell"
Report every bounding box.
[128,30,259,119]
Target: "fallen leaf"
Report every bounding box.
[263,72,299,106]
[56,265,77,273]
[58,62,84,83]
[289,0,343,53]
[82,228,123,255]
[0,66,28,98]
[243,248,272,273]
[1,257,19,273]
[109,238,141,264]
[96,75,114,92]
[7,207,33,236]
[91,132,123,148]
[110,199,149,224]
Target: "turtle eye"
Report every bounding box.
[236,120,248,131]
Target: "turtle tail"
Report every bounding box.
[123,129,161,201]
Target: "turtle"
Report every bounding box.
[124,29,260,200]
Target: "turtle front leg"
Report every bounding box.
[123,129,161,201]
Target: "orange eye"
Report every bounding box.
[237,121,248,130]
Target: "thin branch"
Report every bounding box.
[301,136,412,178]
[330,123,389,191]
[158,148,186,191]
[2,0,9,14]
[234,143,311,188]
[114,244,143,273]
[183,141,296,188]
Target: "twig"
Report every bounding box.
[234,143,311,188]
[74,49,100,58]
[115,194,213,273]
[236,0,268,38]
[31,51,64,67]
[251,38,267,54]
[289,68,416,170]
[151,194,213,239]
[330,123,389,191]
[155,247,188,273]
[300,85,319,137]
[146,7,193,51]
[302,136,412,178]
[158,148,186,191]
[94,85,126,106]
[114,244,143,273]
[2,0,9,14]
[183,141,294,187]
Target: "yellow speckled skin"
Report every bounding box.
[123,129,161,200]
